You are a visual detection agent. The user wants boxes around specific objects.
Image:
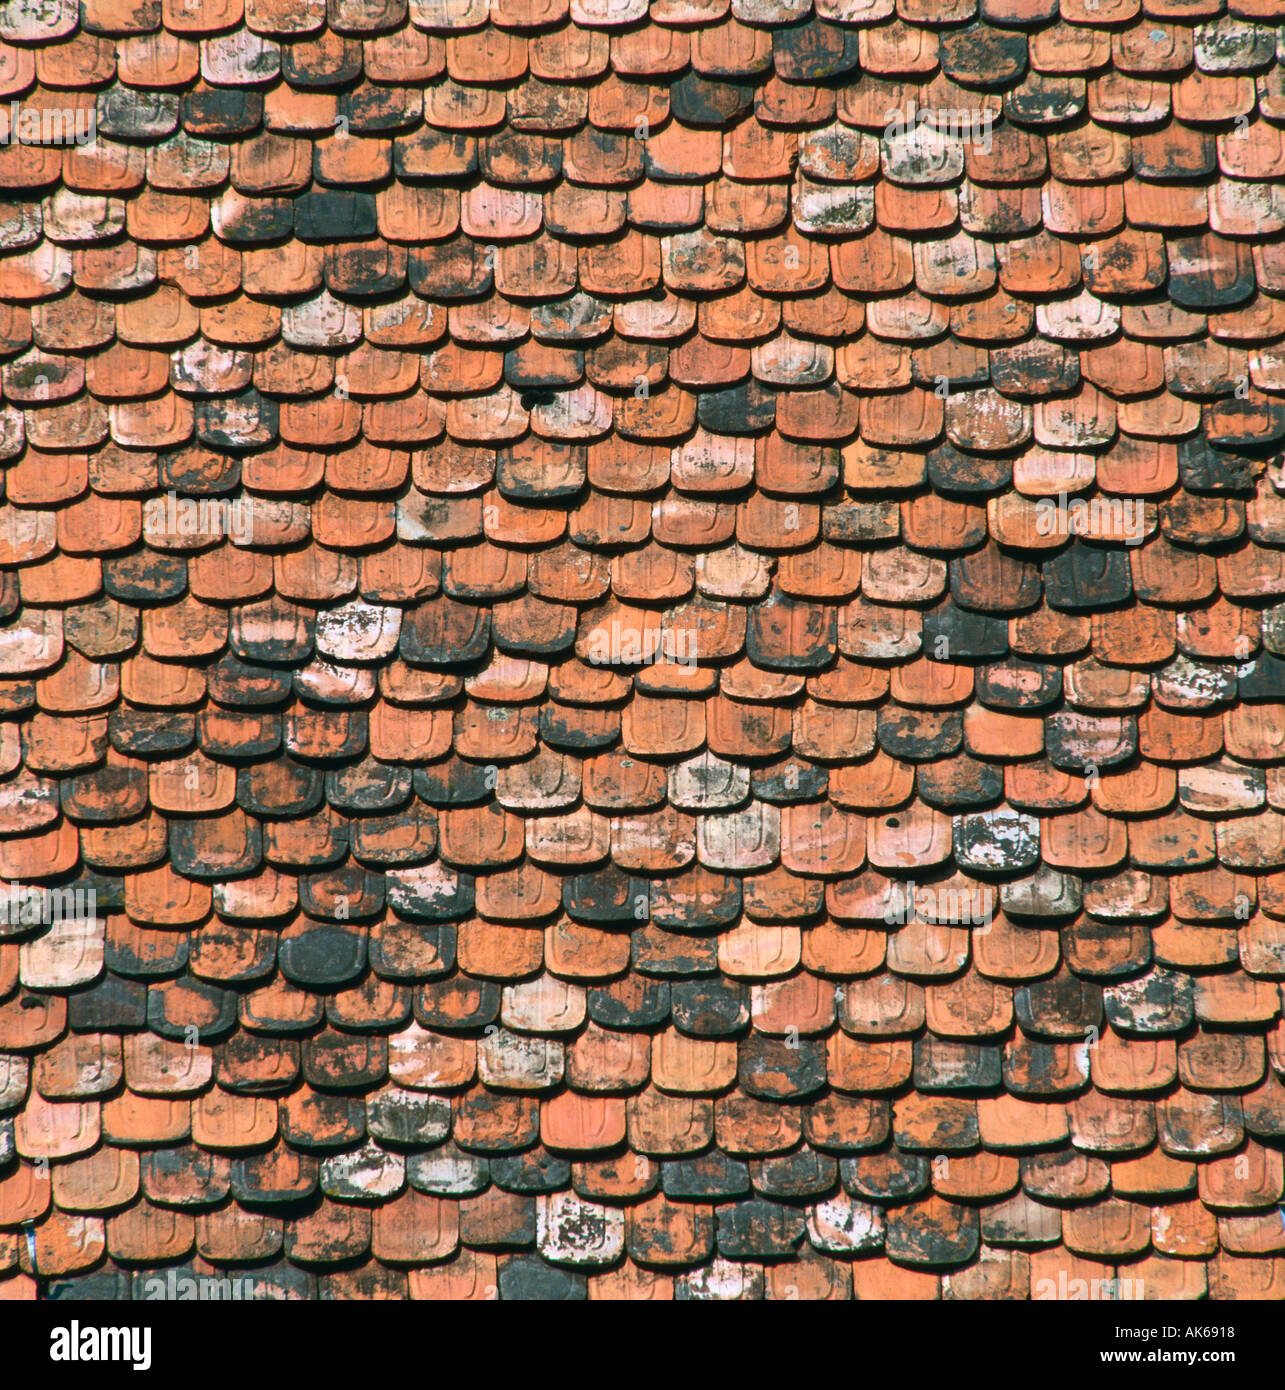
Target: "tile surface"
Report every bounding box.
[0,0,1283,1302]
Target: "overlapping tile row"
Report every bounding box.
[0,0,1283,1302]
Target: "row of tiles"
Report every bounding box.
[2,1247,1282,1301]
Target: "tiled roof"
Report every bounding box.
[0,0,1283,1303]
